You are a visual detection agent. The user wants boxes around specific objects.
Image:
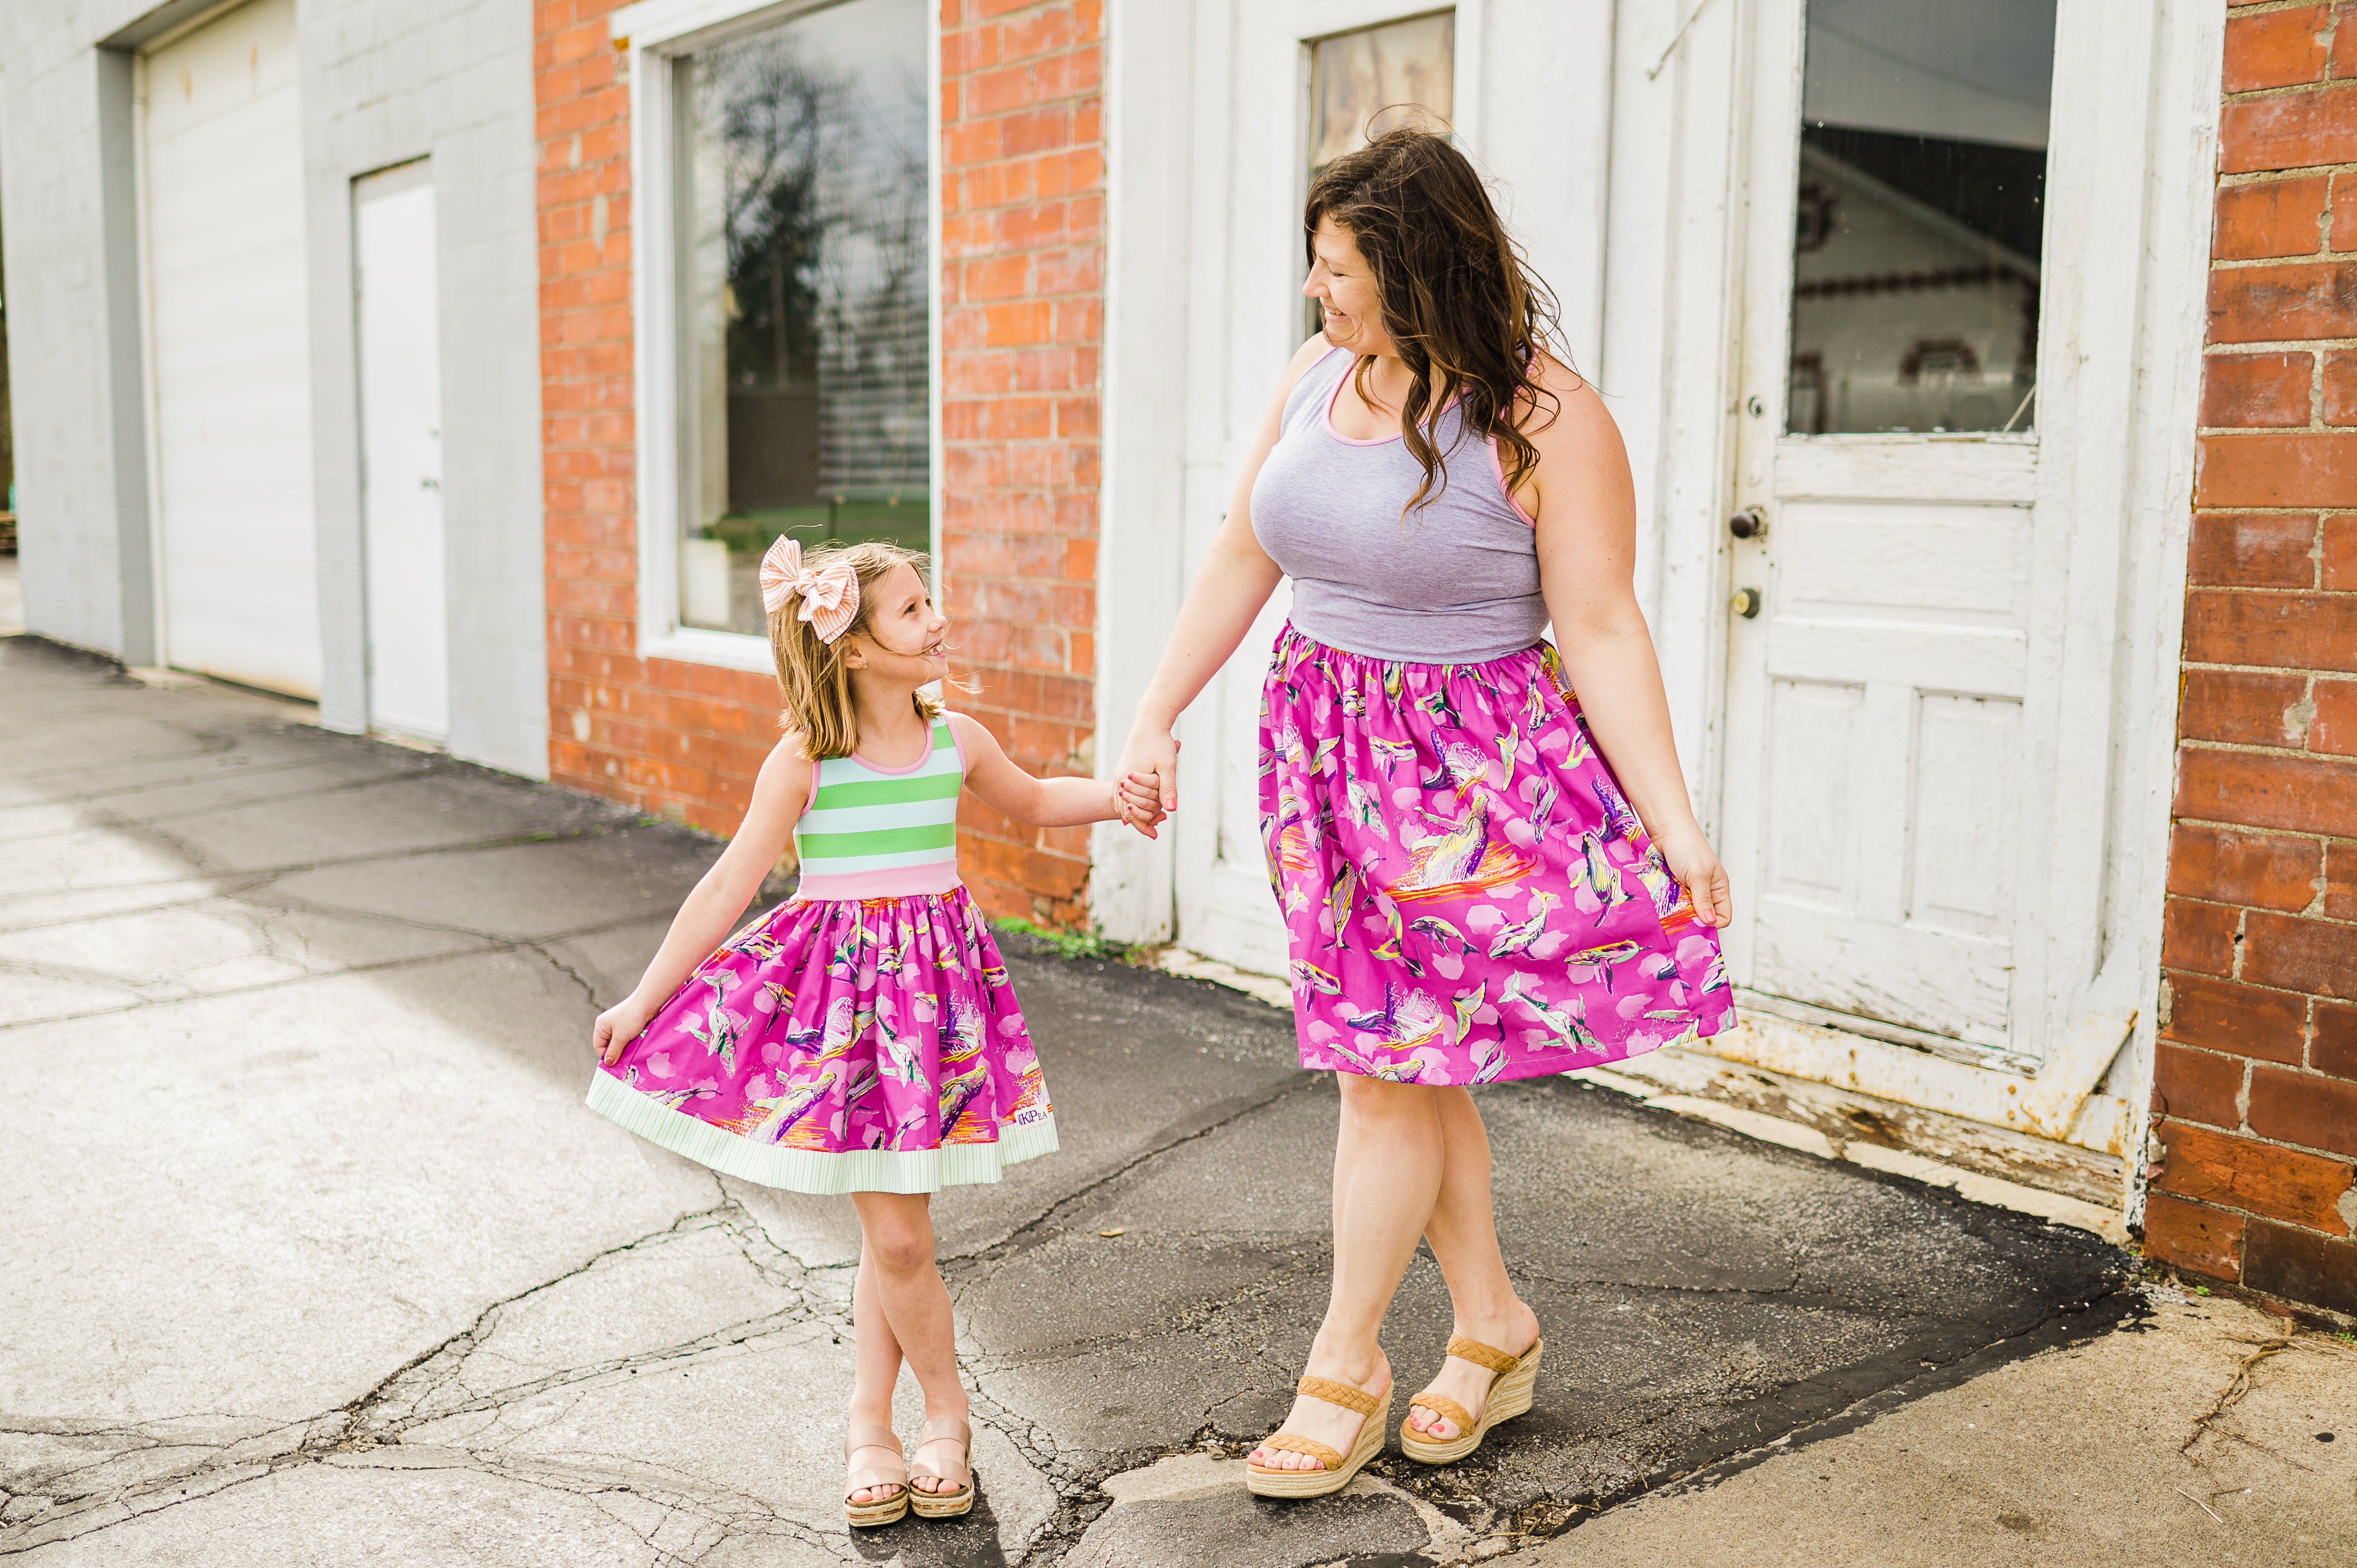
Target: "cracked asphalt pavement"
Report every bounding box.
[7,635,2278,1566]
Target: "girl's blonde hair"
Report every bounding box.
[769,540,943,760]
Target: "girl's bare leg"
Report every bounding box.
[849,1193,968,1493]
[1404,1087,1539,1439]
[1250,1075,1443,1470]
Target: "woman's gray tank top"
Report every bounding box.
[1249,344,1545,664]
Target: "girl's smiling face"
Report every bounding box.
[1305,218,1393,357]
[845,562,948,685]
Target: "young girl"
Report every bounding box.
[587,538,1141,1528]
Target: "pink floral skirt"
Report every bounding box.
[585,888,1055,1193]
[1260,627,1734,1085]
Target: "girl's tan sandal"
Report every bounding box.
[1400,1332,1545,1465]
[844,1422,909,1527]
[1244,1372,1394,1499]
[908,1414,976,1519]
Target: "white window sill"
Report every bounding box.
[642,626,777,675]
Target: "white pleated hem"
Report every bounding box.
[585,1069,1059,1194]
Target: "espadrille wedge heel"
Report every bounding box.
[908,1414,976,1519]
[1400,1333,1544,1465]
[1245,1370,1393,1499]
[843,1423,909,1527]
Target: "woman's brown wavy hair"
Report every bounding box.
[1305,126,1567,518]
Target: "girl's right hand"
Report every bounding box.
[593,994,661,1066]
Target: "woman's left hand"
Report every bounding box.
[1653,824,1732,929]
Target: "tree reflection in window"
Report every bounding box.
[679,0,928,635]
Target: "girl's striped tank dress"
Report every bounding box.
[587,716,1056,1193]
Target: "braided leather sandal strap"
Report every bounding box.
[1295,1373,1381,1416]
[1407,1391,1475,1431]
[1254,1432,1344,1470]
[1446,1334,1523,1375]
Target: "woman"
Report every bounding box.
[1113,129,1737,1498]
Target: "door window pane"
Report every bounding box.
[678,0,928,636]
[1304,11,1452,336]
[1787,0,2055,435]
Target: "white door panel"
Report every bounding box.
[145,0,318,698]
[355,165,449,742]
[1721,0,2062,1061]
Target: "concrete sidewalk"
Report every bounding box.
[1,634,2347,1567]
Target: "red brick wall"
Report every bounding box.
[2146,0,2357,1316]
[534,0,1107,925]
[939,0,1105,925]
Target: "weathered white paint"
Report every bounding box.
[1598,0,2219,1193]
[355,163,449,742]
[143,0,320,698]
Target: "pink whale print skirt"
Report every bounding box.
[1260,626,1734,1085]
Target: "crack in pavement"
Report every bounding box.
[0,1200,863,1560]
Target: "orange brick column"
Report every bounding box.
[938,0,1105,927]
[537,0,778,833]
[2145,0,2357,1315]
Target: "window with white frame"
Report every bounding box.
[1300,11,1453,339]
[672,0,929,638]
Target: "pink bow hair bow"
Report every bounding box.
[758,537,860,644]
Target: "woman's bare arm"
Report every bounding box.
[1114,335,1335,825]
[1520,363,1731,927]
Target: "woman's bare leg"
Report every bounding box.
[849,1193,968,1493]
[1251,1074,1441,1470]
[1403,1087,1539,1440]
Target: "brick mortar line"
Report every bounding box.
[2220,163,2357,185]
[2207,253,2357,270]
[2152,1107,2357,1172]
[2177,587,2355,598]
[2200,338,2357,352]
[2144,1185,2350,1242]
[2166,820,2357,855]
[2160,1040,2353,1083]
[2151,1110,2357,1178]
[2165,960,2354,999]
[2173,736,2357,760]
[2165,889,2357,923]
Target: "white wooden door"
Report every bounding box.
[1174,1,1478,978]
[1720,0,2069,1069]
[355,164,450,742]
[145,0,319,698]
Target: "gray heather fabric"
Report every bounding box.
[1249,344,1546,663]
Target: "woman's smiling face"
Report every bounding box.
[846,562,947,684]
[1305,217,1393,357]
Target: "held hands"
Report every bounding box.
[1113,725,1180,840]
[593,993,662,1066]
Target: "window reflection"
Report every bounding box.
[1788,0,2055,435]
[679,0,928,636]
[1304,11,1453,336]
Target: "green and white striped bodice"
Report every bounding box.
[793,717,965,899]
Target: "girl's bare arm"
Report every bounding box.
[950,713,1121,828]
[595,736,813,1063]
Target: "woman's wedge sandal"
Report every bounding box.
[908,1414,976,1519]
[1400,1333,1545,1464]
[844,1423,909,1527]
[1245,1373,1394,1499]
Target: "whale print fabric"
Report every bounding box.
[587,888,1055,1193]
[1260,627,1734,1085]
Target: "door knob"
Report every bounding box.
[1729,507,1766,540]
[1731,587,1763,619]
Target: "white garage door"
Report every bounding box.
[145,0,318,698]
